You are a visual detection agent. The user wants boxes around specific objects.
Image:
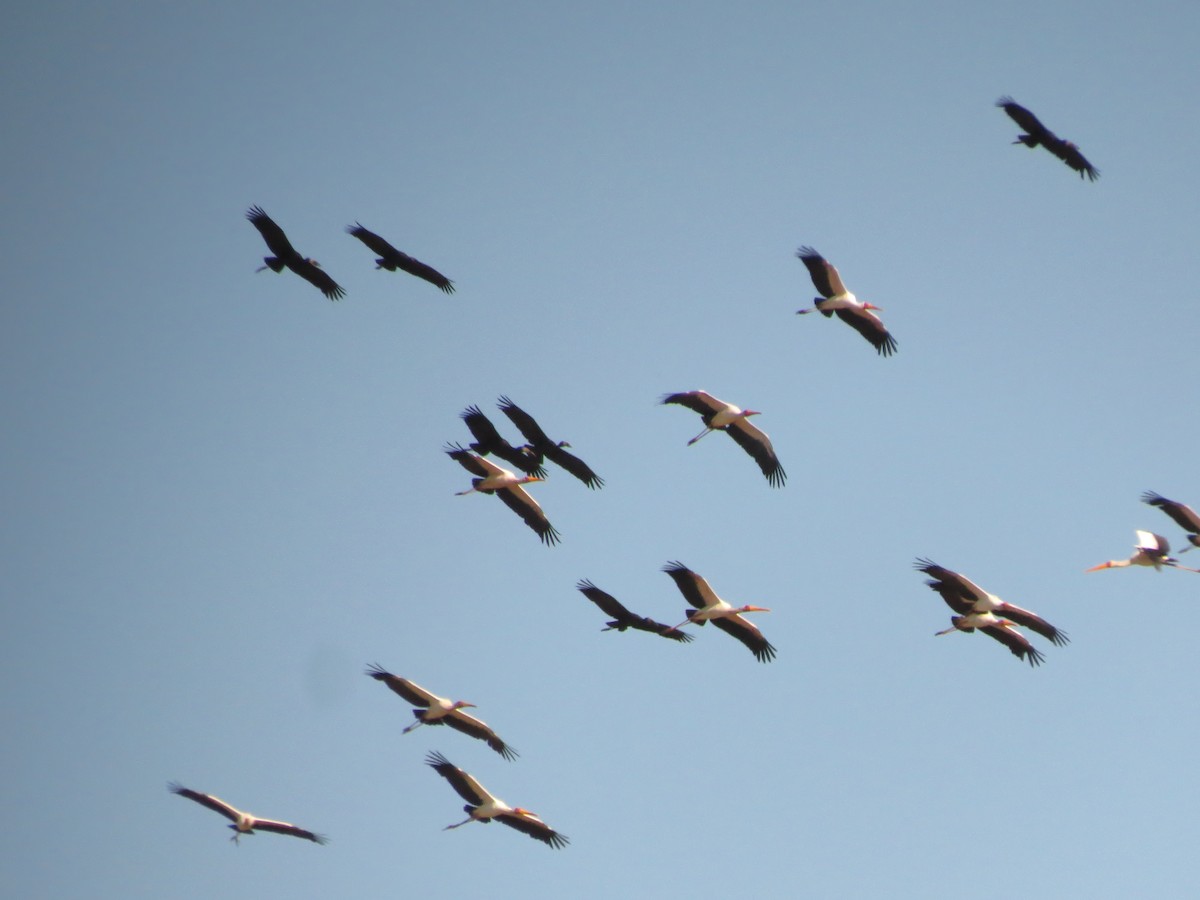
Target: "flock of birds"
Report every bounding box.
[170,97,1187,851]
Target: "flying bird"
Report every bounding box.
[934,612,1046,667]
[168,783,326,844]
[460,405,546,477]
[996,97,1099,182]
[345,223,455,293]
[425,751,569,849]
[660,390,786,487]
[795,247,897,356]
[498,396,603,489]
[1141,491,1200,552]
[1086,530,1199,573]
[915,558,1068,647]
[575,579,693,642]
[246,205,345,300]
[445,443,561,545]
[365,664,517,760]
[662,561,776,662]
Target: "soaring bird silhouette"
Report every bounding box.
[346,223,455,292]
[996,97,1099,181]
[246,205,345,300]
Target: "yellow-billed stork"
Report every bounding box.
[662,561,776,662]
[365,665,517,760]
[1142,492,1200,552]
[445,443,561,545]
[915,558,1068,647]
[425,751,568,849]
[795,246,896,356]
[168,783,327,844]
[660,390,786,487]
[934,612,1046,667]
[1086,530,1199,573]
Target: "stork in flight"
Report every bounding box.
[365,664,517,759]
[460,405,546,477]
[445,443,561,545]
[934,612,1047,667]
[660,390,786,487]
[246,205,345,300]
[795,246,896,356]
[497,396,604,489]
[346,223,455,293]
[169,783,326,844]
[576,579,693,641]
[1141,492,1200,552]
[1086,530,1199,573]
[425,751,569,849]
[996,97,1099,182]
[661,561,776,662]
[915,558,1068,647]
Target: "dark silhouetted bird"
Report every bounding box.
[246,205,345,300]
[346,223,454,293]
[996,97,1099,181]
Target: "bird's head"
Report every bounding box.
[306,258,323,268]
[511,807,539,819]
[520,475,545,485]
[452,700,478,710]
[1084,561,1113,572]
[556,440,572,449]
[739,605,771,613]
[862,302,883,311]
[742,409,762,418]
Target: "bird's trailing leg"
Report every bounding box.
[443,816,475,831]
[670,612,702,631]
[402,718,426,734]
[686,427,714,446]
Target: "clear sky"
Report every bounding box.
[5,1,1200,897]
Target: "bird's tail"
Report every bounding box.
[1014,134,1039,148]
[257,257,285,273]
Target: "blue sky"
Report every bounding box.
[5,2,1200,897]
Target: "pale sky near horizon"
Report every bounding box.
[5,2,1200,898]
